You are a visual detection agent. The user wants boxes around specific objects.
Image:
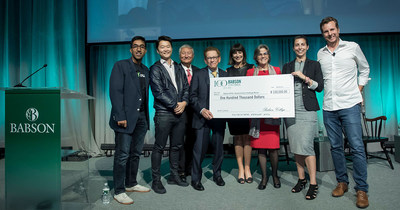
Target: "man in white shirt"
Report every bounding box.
[317,16,370,208]
[149,36,190,194]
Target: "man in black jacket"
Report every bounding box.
[150,36,190,194]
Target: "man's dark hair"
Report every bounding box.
[130,36,146,48]
[156,35,172,49]
[320,16,339,33]
[293,35,309,47]
[228,43,247,66]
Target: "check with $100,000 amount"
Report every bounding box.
[209,74,294,118]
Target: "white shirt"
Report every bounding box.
[160,58,178,92]
[208,68,219,78]
[181,64,192,77]
[317,39,370,111]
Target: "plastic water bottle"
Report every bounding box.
[102,182,111,204]
[398,123,400,135]
[318,127,324,141]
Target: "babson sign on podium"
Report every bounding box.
[5,88,61,210]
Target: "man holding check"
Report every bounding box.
[189,46,228,191]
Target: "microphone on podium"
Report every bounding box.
[14,64,48,87]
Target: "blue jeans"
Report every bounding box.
[113,112,147,195]
[323,104,368,192]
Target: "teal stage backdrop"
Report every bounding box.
[1,0,400,153]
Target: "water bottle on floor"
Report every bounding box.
[318,127,324,141]
[102,182,111,204]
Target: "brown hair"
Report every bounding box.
[253,44,271,65]
[320,17,339,33]
[203,46,221,59]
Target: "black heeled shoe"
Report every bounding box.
[305,184,319,200]
[273,176,281,188]
[292,178,307,193]
[245,177,253,183]
[237,178,245,184]
[258,179,268,190]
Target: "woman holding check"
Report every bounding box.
[226,43,254,184]
[282,35,324,200]
[246,44,281,190]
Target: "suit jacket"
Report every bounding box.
[190,67,228,129]
[109,58,150,133]
[150,60,189,113]
[282,58,324,111]
[179,63,201,87]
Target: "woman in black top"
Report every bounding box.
[226,43,254,184]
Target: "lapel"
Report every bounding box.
[219,68,227,77]
[290,59,309,76]
[174,62,181,92]
[128,58,141,95]
[303,59,309,76]
[289,60,296,73]
[205,69,210,87]
[157,60,178,92]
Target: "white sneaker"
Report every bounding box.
[126,184,151,192]
[113,193,134,205]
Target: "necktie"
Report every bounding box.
[211,71,217,78]
[186,69,192,85]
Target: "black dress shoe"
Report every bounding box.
[258,178,268,190]
[273,176,281,188]
[152,181,166,194]
[180,174,187,182]
[213,176,225,186]
[191,181,204,191]
[258,182,267,190]
[167,175,189,187]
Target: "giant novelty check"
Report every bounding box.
[209,74,294,118]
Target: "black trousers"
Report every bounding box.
[151,112,186,181]
[191,120,225,183]
[178,106,195,175]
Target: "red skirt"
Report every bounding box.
[250,122,280,149]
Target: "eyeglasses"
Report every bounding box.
[206,56,219,61]
[132,45,146,49]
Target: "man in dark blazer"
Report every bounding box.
[109,36,151,205]
[150,36,190,194]
[178,44,201,182]
[190,46,228,191]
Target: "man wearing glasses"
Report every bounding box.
[109,36,151,205]
[190,46,228,191]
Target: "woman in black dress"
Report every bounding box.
[226,43,254,184]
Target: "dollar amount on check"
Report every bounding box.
[209,74,294,118]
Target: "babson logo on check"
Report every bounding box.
[10,108,56,134]
[214,79,241,87]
